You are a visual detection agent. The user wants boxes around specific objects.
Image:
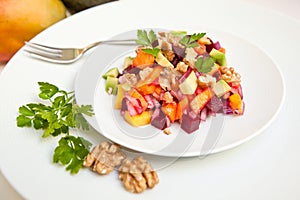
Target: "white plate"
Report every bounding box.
[0,0,294,199]
[75,28,285,157]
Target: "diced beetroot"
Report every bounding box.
[152,98,161,108]
[126,100,138,116]
[206,95,223,113]
[200,107,207,121]
[151,108,170,130]
[222,100,233,115]
[172,45,186,58]
[205,39,221,53]
[144,95,154,109]
[121,98,128,112]
[180,113,201,133]
[212,70,222,81]
[122,66,141,75]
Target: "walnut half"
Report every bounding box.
[84,141,126,175]
[119,156,159,193]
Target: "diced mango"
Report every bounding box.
[132,49,155,67]
[190,88,212,113]
[124,110,152,127]
[114,84,125,109]
[229,93,243,114]
[161,102,177,123]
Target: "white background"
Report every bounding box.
[0,0,299,199]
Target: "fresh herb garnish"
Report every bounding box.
[142,47,160,57]
[136,29,157,47]
[53,135,92,174]
[16,82,94,174]
[17,82,93,137]
[195,56,215,73]
[136,29,161,57]
[180,32,206,48]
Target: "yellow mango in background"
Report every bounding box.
[0,0,66,62]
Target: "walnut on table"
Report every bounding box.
[84,141,126,175]
[119,156,159,193]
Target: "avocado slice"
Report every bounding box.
[213,79,231,97]
[179,71,198,95]
[209,48,227,66]
[102,67,119,80]
[105,76,118,95]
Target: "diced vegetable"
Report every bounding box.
[115,84,125,109]
[103,30,245,134]
[124,110,152,127]
[213,79,231,97]
[179,70,197,95]
[190,88,212,113]
[229,93,243,114]
[128,89,148,111]
[136,65,162,88]
[132,49,155,67]
[161,102,177,123]
[102,67,119,80]
[105,76,118,95]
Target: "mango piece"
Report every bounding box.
[114,85,125,109]
[124,110,152,127]
[190,88,212,113]
[229,93,243,114]
[0,0,66,62]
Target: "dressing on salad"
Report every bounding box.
[103,30,244,134]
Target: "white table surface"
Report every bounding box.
[0,0,299,199]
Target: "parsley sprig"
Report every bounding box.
[195,56,215,73]
[53,135,92,174]
[136,29,160,57]
[180,32,206,48]
[16,82,94,174]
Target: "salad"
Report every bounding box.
[103,30,244,134]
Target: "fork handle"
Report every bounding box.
[83,39,137,52]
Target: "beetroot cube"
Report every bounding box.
[180,113,201,133]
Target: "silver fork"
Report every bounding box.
[24,39,137,64]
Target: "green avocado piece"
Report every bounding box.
[105,76,118,95]
[102,67,119,80]
[213,79,231,97]
[209,48,227,66]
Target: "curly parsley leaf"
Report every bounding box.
[136,29,157,47]
[195,56,215,73]
[16,82,94,137]
[180,32,206,48]
[53,135,92,174]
